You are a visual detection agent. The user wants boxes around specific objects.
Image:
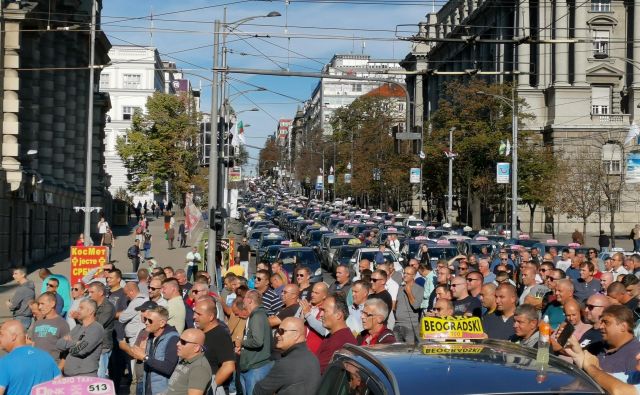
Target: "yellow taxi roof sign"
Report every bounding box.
[420,316,485,341]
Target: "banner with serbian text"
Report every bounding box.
[32,376,115,395]
[70,246,108,285]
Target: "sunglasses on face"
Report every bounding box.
[148,286,161,291]
[72,288,81,291]
[143,317,154,324]
[586,304,605,310]
[178,337,199,346]
[46,283,56,288]
[371,278,384,282]
[276,328,298,336]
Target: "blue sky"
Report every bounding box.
[102,0,434,170]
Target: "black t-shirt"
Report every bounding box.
[453,295,482,317]
[300,285,312,302]
[276,303,300,321]
[203,324,236,380]
[368,291,393,319]
[580,327,605,356]
[482,312,515,340]
[237,245,251,261]
[108,288,128,313]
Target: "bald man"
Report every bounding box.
[254,317,322,395]
[0,320,60,393]
[119,282,148,345]
[166,328,212,395]
[269,284,301,328]
[579,293,612,355]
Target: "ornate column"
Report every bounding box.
[517,0,531,87]
[573,0,588,85]
[554,0,570,85]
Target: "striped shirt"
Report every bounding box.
[262,288,283,316]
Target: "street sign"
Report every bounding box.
[327,175,335,184]
[344,173,351,184]
[315,175,324,190]
[410,168,421,184]
[496,162,510,184]
[70,246,108,285]
[229,167,241,182]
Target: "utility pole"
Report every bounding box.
[83,0,97,246]
[447,127,455,224]
[208,20,220,289]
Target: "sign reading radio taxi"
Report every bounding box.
[70,246,109,285]
[420,316,485,341]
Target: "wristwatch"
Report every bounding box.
[143,355,149,363]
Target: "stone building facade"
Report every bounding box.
[0,0,111,282]
[404,0,640,234]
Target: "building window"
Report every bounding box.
[592,30,610,57]
[99,74,110,89]
[123,74,142,89]
[123,106,141,121]
[602,143,622,174]
[351,84,362,92]
[591,0,611,12]
[591,86,611,114]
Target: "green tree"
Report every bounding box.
[519,144,559,235]
[116,92,200,199]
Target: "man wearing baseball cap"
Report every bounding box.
[120,300,157,395]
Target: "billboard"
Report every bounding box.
[627,151,640,184]
[410,168,421,184]
[278,119,292,140]
[496,162,510,184]
[171,79,190,93]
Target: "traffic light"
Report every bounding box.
[209,208,228,231]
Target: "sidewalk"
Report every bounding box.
[0,213,204,320]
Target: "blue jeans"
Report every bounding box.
[187,265,196,282]
[634,239,640,252]
[98,349,112,378]
[240,361,273,395]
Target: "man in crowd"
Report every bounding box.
[519,266,548,305]
[31,292,70,363]
[610,252,630,278]
[574,262,603,302]
[45,278,65,316]
[174,269,193,300]
[239,290,273,395]
[427,265,452,310]
[185,247,202,282]
[432,299,455,318]
[162,278,186,334]
[596,305,640,374]
[607,282,637,311]
[329,265,352,295]
[580,293,612,354]
[543,278,574,329]
[347,280,370,336]
[269,284,301,328]
[465,271,483,298]
[478,258,495,284]
[393,266,423,343]
[479,283,497,316]
[6,267,35,330]
[119,282,148,345]
[317,293,357,374]
[148,277,168,307]
[165,328,212,395]
[0,320,60,392]
[56,298,105,376]
[193,297,235,395]
[107,269,128,318]
[131,306,179,395]
[87,281,115,378]
[357,299,396,345]
[300,282,329,354]
[483,283,517,340]
[137,269,150,297]
[66,283,86,330]
[254,270,284,316]
[368,270,393,321]
[295,267,313,301]
[254,317,322,395]
[450,276,482,317]
[354,258,372,281]
[600,272,615,295]
[511,304,540,348]
[236,238,251,278]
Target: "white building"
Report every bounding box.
[100,46,174,204]
[304,54,406,136]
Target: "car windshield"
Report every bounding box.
[429,247,458,259]
[310,232,325,241]
[279,250,319,266]
[330,238,356,248]
[338,246,358,258]
[260,238,283,248]
[360,251,395,262]
[471,244,493,254]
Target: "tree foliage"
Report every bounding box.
[116,92,201,198]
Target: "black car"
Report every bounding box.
[275,247,323,282]
[330,245,360,272]
[319,341,603,395]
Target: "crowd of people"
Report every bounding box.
[5,217,640,394]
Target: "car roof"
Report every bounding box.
[333,341,602,395]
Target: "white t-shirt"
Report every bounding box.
[98,220,109,234]
[186,251,201,267]
[386,278,400,301]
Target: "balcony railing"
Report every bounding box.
[590,113,630,124]
[591,2,611,12]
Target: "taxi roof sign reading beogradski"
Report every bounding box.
[420,316,485,341]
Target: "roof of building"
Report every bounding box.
[364,83,405,98]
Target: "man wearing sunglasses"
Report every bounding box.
[254,317,321,395]
[130,305,179,395]
[147,278,168,307]
[66,283,86,330]
[165,328,212,395]
[45,278,65,316]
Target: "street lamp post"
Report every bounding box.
[207,20,221,289]
[447,127,455,224]
[478,90,519,238]
[83,0,97,245]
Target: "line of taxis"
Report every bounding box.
[238,190,604,394]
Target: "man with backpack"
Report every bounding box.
[101,226,115,263]
[128,240,141,272]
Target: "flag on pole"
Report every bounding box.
[625,123,640,145]
[505,140,511,156]
[237,120,246,145]
[184,192,202,234]
[499,140,506,156]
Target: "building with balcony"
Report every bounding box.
[0,0,111,280]
[303,54,406,136]
[101,46,175,204]
[403,0,640,234]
